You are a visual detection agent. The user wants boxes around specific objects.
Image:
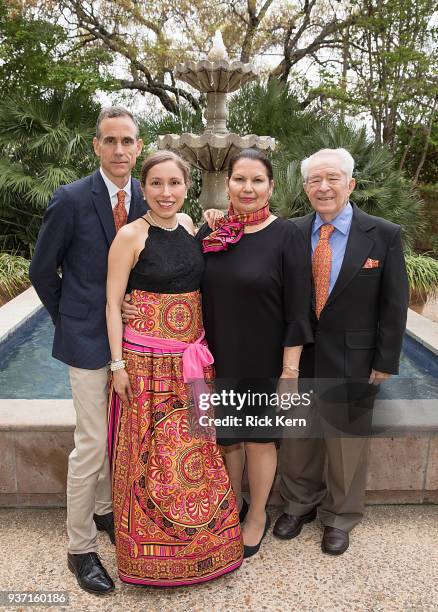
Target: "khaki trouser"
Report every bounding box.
[67,366,112,554]
[278,398,373,533]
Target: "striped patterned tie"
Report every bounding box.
[312,224,335,319]
[113,190,127,232]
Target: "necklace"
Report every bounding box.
[145,210,179,231]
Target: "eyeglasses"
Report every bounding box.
[307,176,343,187]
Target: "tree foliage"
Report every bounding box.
[0,0,114,97]
[314,0,437,169]
[0,92,98,256]
[9,0,437,187]
[0,2,107,257]
[0,1,435,263]
[24,0,357,114]
[397,112,438,186]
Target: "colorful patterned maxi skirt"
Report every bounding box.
[108,289,243,586]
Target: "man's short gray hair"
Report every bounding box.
[301,148,355,181]
[95,106,139,139]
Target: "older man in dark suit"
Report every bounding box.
[274,148,409,555]
[29,107,146,593]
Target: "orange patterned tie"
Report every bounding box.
[113,190,127,232]
[312,224,335,319]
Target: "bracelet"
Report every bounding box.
[283,364,299,373]
[110,359,126,372]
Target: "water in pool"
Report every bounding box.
[0,309,437,399]
[0,309,70,399]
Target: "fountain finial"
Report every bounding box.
[207,30,229,62]
[159,28,274,209]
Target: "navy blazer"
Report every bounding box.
[29,170,148,369]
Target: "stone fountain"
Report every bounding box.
[158,31,275,210]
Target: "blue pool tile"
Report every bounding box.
[0,309,71,399]
[0,311,437,400]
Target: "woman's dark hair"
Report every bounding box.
[227,148,273,182]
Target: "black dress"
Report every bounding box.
[197,217,313,444]
[128,223,204,293]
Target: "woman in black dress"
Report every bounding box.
[198,149,313,558]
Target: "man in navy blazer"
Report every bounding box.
[274,148,409,555]
[30,107,147,594]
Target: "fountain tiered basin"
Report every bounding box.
[158,31,275,209]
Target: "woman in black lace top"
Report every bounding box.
[105,151,243,586]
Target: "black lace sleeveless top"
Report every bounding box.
[128,221,204,294]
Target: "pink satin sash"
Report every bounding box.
[123,325,214,383]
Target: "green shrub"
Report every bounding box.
[0,253,30,298]
[405,252,438,302]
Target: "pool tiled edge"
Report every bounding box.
[2,291,437,366]
[0,293,437,507]
[406,308,438,356]
[0,290,72,506]
[0,287,42,345]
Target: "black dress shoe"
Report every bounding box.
[321,526,349,555]
[239,498,249,523]
[67,552,115,594]
[243,513,271,559]
[273,508,317,540]
[93,512,115,545]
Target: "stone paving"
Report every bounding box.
[0,505,437,612]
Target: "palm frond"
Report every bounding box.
[27,123,73,156]
[0,90,98,256]
[0,162,35,196]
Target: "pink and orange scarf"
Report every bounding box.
[202,202,270,253]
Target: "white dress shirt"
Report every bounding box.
[99,168,131,215]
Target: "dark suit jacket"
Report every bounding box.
[29,170,148,369]
[292,203,409,396]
